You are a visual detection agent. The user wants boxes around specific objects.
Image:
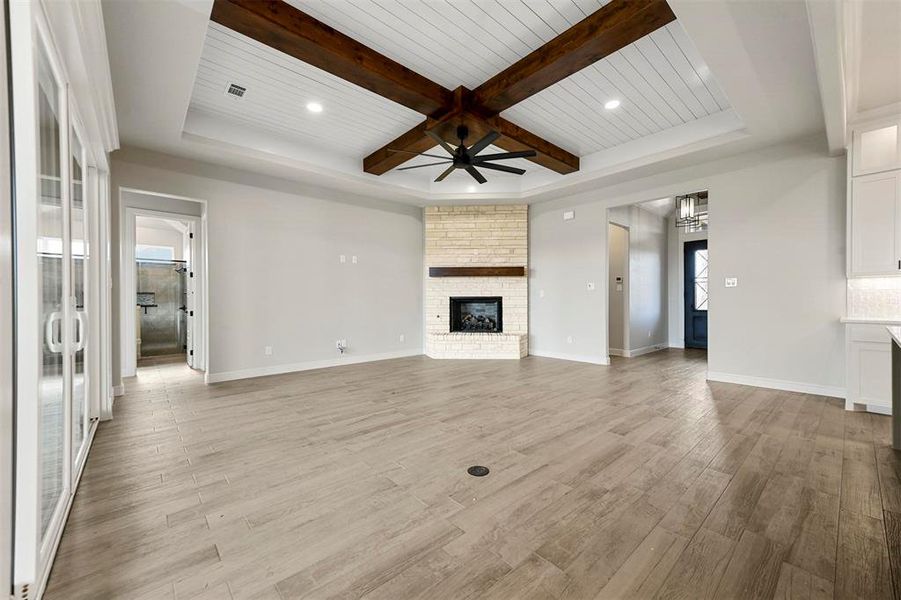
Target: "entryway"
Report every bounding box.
[120,190,208,380]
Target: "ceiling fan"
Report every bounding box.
[390,125,537,184]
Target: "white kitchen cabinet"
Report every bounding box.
[846,323,893,414]
[849,170,901,276]
[852,119,901,176]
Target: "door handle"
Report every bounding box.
[44,311,63,353]
[73,311,87,352]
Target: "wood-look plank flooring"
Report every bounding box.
[44,350,901,599]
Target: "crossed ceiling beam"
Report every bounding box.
[210,0,676,177]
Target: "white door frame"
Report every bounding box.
[119,197,208,380]
[1,1,14,593]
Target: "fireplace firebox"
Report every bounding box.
[450,296,503,333]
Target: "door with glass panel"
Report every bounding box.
[36,37,69,548]
[70,126,90,471]
[683,239,709,349]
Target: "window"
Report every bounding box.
[135,244,174,261]
[694,249,709,311]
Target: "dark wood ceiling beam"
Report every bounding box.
[210,0,453,115]
[363,119,440,176]
[363,111,579,176]
[472,0,676,115]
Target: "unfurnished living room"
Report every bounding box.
[2,0,901,598]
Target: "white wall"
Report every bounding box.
[609,204,668,354]
[135,219,185,260]
[111,148,423,387]
[530,136,847,395]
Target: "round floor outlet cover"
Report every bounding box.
[467,466,489,477]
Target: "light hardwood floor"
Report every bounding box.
[45,350,901,599]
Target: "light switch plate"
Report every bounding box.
[539,289,545,298]
[563,210,575,221]
[352,255,358,264]
[587,282,596,291]
[725,277,738,288]
[339,255,346,263]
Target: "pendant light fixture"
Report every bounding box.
[674,191,708,230]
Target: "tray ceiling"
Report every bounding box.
[186,0,736,188]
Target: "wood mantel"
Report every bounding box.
[428,266,526,277]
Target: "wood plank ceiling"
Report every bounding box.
[188,0,730,173]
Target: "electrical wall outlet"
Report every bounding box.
[563,210,575,221]
[725,277,738,288]
[264,345,273,356]
[399,334,405,342]
[586,282,595,291]
[566,335,574,344]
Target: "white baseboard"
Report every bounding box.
[529,349,610,366]
[608,348,626,357]
[624,345,667,358]
[706,371,846,399]
[206,350,423,383]
[669,342,685,349]
[112,385,125,397]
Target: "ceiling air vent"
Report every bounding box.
[225,83,246,99]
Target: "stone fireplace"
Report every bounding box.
[425,205,528,359]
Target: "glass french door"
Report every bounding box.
[12,4,100,593]
[70,126,90,470]
[36,35,68,543]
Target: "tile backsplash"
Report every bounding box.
[847,277,901,319]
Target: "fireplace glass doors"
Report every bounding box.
[450,297,503,333]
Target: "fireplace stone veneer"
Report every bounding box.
[425,205,528,360]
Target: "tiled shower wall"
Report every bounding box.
[137,261,186,356]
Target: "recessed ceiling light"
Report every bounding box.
[467,185,477,193]
[604,99,621,110]
[306,101,323,113]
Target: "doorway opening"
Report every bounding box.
[605,191,710,362]
[135,215,193,363]
[607,223,629,357]
[120,189,207,380]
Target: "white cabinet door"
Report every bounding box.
[852,121,901,176]
[846,325,893,413]
[850,170,901,276]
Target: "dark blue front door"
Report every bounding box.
[684,240,708,349]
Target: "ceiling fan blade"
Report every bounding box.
[465,166,487,184]
[476,162,526,175]
[434,164,456,182]
[396,160,453,171]
[426,130,457,156]
[468,131,500,156]
[474,150,537,161]
[388,149,454,160]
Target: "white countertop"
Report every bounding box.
[888,326,901,346]
[841,317,901,325]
